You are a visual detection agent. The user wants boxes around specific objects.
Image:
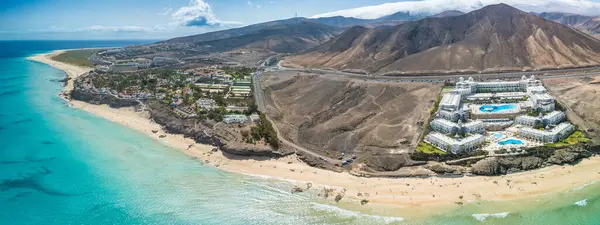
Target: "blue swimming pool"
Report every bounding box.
[493,133,504,139]
[479,104,517,113]
[498,139,524,145]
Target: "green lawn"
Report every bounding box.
[545,131,590,148]
[51,49,98,67]
[416,141,446,155]
[441,86,455,93]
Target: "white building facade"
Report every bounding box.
[425,132,485,154]
[517,122,575,143]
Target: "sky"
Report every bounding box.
[3,0,600,40]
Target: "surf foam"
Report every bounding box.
[472,212,510,222]
[575,199,588,207]
[311,203,405,223]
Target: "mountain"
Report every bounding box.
[162,18,314,44]
[311,16,374,28]
[378,11,421,21]
[536,12,592,26]
[193,21,341,53]
[310,0,600,20]
[431,10,464,18]
[286,4,600,75]
[537,12,600,36]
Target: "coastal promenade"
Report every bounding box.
[29,49,600,219]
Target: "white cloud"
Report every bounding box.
[162,7,173,16]
[172,0,241,27]
[310,0,600,19]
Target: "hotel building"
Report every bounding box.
[517,122,575,143]
[431,119,485,134]
[425,132,485,154]
[516,111,566,127]
[424,75,570,153]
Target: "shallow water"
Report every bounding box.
[1,40,600,225]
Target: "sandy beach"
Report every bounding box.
[28,49,600,218]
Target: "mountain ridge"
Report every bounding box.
[285,4,600,75]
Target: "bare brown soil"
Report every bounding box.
[545,76,600,142]
[261,71,442,171]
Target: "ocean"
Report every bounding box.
[0,40,599,225]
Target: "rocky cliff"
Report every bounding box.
[146,101,293,157]
[71,89,139,108]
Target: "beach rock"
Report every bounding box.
[519,156,544,170]
[424,162,466,174]
[296,151,343,172]
[360,199,369,205]
[471,156,546,176]
[547,147,592,165]
[70,89,139,108]
[363,154,415,172]
[471,157,502,175]
[334,193,344,202]
[220,144,292,158]
[291,186,304,194]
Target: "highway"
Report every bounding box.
[267,60,600,82]
[252,71,267,112]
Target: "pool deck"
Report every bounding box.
[482,129,544,154]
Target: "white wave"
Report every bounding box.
[472,212,510,222]
[575,199,588,207]
[311,0,600,19]
[311,203,405,223]
[570,180,600,191]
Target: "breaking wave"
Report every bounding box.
[311,203,405,223]
[575,199,588,207]
[472,212,510,222]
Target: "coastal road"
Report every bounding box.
[252,71,267,112]
[269,61,600,82]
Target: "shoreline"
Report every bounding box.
[28,49,600,219]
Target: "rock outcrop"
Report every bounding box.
[71,90,139,108]
[547,147,592,165]
[471,156,545,175]
[146,100,293,158]
[424,162,466,174]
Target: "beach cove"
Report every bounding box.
[25,48,600,220]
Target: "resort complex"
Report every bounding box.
[425,75,575,154]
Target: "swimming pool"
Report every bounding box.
[479,104,517,113]
[498,139,524,145]
[493,133,504,139]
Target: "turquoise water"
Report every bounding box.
[479,104,517,113]
[1,40,600,224]
[498,139,524,145]
[493,133,505,139]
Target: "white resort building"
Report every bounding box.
[425,132,485,154]
[424,75,574,153]
[223,114,248,124]
[515,111,566,127]
[517,122,575,143]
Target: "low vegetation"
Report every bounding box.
[416,141,446,155]
[242,113,279,148]
[545,131,590,148]
[51,49,97,67]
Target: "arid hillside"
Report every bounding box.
[545,76,600,142]
[286,4,600,75]
[261,72,442,171]
[537,12,600,38]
